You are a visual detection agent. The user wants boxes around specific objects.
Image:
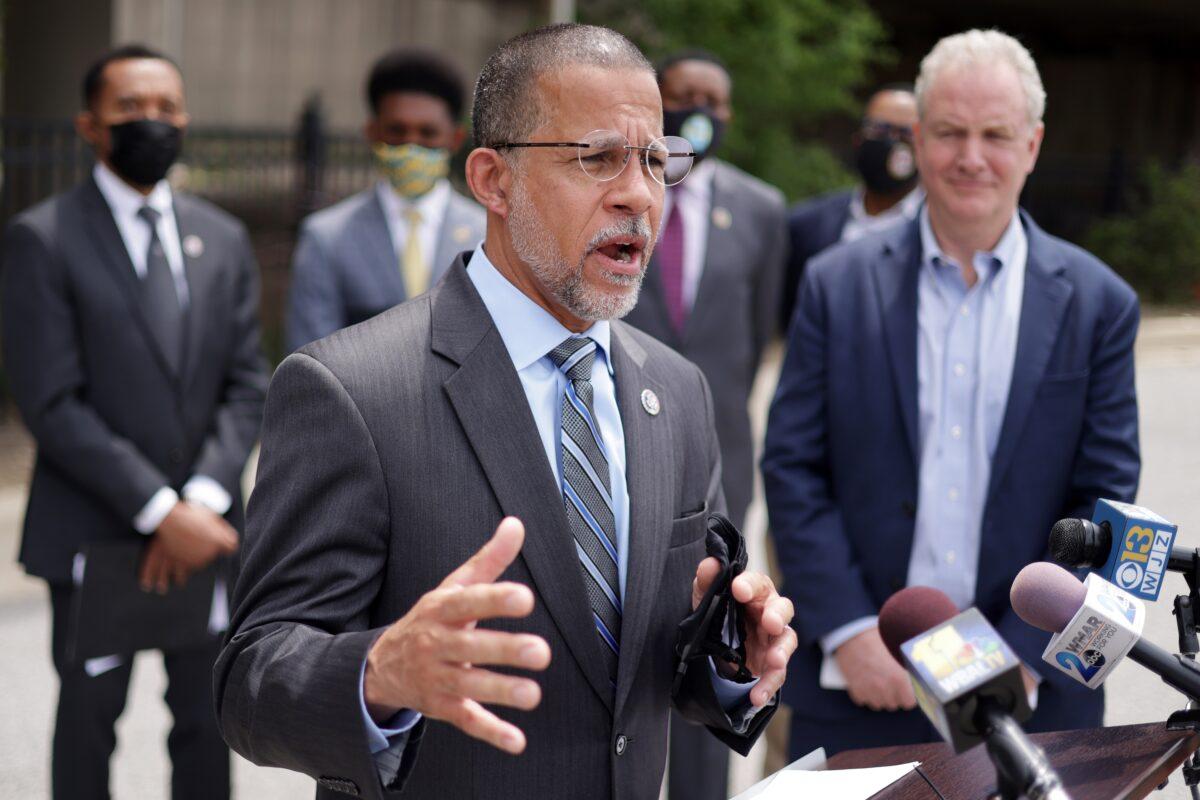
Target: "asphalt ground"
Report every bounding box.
[1,313,1197,799]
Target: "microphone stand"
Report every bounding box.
[977,703,1071,800]
[1167,552,1200,800]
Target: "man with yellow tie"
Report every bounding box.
[286,49,486,352]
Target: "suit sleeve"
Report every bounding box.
[671,366,779,755]
[285,221,343,353]
[214,353,419,799]
[1,219,168,521]
[996,284,1141,671]
[761,265,879,648]
[189,225,268,497]
[752,194,788,361]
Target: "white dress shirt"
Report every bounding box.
[376,178,451,283]
[661,158,716,311]
[839,185,925,244]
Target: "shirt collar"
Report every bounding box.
[675,157,716,201]
[377,177,451,224]
[465,244,614,375]
[919,205,1024,278]
[93,162,173,219]
[848,185,925,223]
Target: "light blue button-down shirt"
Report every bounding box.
[819,208,1027,668]
[363,246,754,777]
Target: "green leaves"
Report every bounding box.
[581,0,888,199]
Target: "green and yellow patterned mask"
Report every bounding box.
[372,142,450,200]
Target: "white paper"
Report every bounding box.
[752,762,918,800]
[731,748,827,800]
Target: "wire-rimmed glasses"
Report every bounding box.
[493,129,695,186]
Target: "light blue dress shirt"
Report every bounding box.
[362,246,755,779]
[819,209,1027,664]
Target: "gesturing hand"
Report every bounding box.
[692,558,797,708]
[364,517,552,755]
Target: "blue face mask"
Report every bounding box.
[663,107,725,162]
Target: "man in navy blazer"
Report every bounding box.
[763,29,1140,759]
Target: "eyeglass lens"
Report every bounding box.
[576,130,694,186]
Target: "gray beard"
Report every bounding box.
[508,177,652,322]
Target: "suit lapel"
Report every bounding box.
[873,222,922,466]
[685,163,734,345]
[434,262,615,714]
[609,326,674,717]
[985,215,1072,505]
[174,196,214,385]
[79,178,179,384]
[354,189,405,304]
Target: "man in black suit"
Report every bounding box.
[215,23,795,800]
[781,85,922,328]
[1,45,267,800]
[621,49,786,800]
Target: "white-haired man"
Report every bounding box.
[764,29,1139,758]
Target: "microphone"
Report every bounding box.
[880,587,1070,800]
[1048,499,1180,601]
[1011,562,1200,702]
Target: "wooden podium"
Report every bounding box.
[826,722,1200,799]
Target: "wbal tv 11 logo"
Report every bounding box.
[909,626,1007,694]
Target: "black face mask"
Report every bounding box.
[663,107,726,163]
[855,137,918,196]
[107,119,183,187]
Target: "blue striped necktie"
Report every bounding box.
[548,336,621,691]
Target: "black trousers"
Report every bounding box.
[48,585,230,800]
[668,707,730,800]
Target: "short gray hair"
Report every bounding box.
[472,23,653,149]
[915,29,1046,127]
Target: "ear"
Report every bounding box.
[465,147,513,218]
[451,126,467,153]
[364,117,380,144]
[1026,122,1045,174]
[74,110,100,148]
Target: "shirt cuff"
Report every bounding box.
[709,657,759,712]
[819,615,879,657]
[359,658,422,754]
[183,475,233,516]
[133,486,179,534]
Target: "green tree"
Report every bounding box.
[580,0,888,200]
[1086,163,1200,305]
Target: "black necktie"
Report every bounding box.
[136,205,184,373]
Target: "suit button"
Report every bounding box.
[168,448,184,464]
[615,734,627,756]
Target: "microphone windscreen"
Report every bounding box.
[1010,562,1087,634]
[879,586,959,663]
[1049,518,1087,565]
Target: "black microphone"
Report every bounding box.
[880,587,1070,800]
[1048,500,1181,601]
[1012,562,1200,703]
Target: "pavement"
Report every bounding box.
[0,313,1197,799]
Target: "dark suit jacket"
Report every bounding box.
[762,211,1140,731]
[285,185,486,352]
[215,254,774,799]
[780,189,854,331]
[623,160,786,526]
[1,177,268,583]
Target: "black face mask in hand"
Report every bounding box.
[854,137,918,196]
[107,119,183,187]
[663,106,726,163]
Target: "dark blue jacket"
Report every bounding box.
[763,211,1140,730]
[782,189,854,330]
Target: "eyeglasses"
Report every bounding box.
[492,129,695,186]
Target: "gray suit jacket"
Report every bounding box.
[623,160,786,526]
[216,253,775,799]
[0,177,268,582]
[285,183,486,352]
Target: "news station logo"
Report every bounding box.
[909,626,1007,694]
[1113,525,1173,596]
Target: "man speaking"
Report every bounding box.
[216,23,794,800]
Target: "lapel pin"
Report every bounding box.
[711,206,732,230]
[183,235,204,258]
[453,225,472,243]
[640,389,661,416]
